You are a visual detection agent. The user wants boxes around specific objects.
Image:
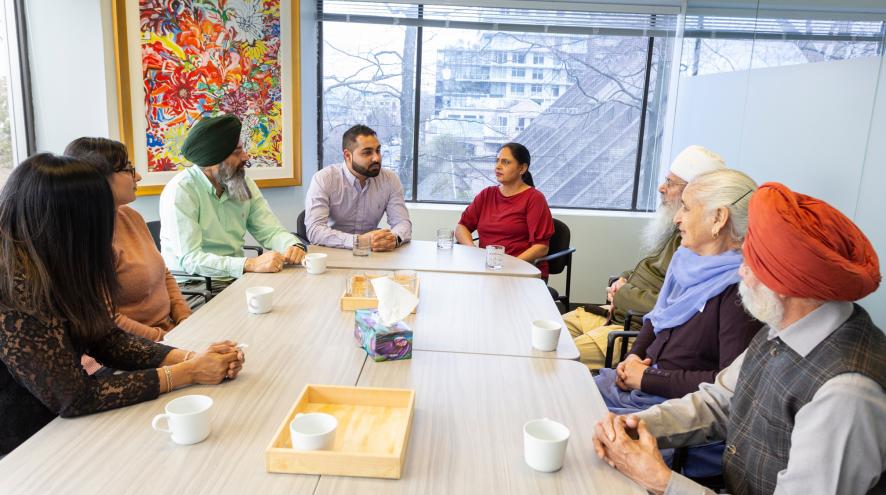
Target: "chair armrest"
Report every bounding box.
[244,245,264,256]
[605,330,640,369]
[180,290,211,304]
[170,271,215,292]
[624,309,646,331]
[534,247,576,264]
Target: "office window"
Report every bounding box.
[320,2,678,209]
[0,1,31,176]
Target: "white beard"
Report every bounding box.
[739,280,785,330]
[641,201,679,255]
[216,162,252,202]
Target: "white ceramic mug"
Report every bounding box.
[290,412,337,451]
[303,253,328,274]
[245,286,275,314]
[523,418,570,472]
[531,319,562,352]
[151,395,214,445]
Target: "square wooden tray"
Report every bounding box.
[266,384,416,479]
[340,275,420,313]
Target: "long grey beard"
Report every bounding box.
[640,201,679,255]
[739,280,785,330]
[217,165,252,202]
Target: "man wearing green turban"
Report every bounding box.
[158,114,306,286]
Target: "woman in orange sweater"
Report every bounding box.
[65,138,191,372]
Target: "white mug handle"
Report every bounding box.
[247,297,261,312]
[152,413,171,433]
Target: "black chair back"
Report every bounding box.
[296,210,308,244]
[146,220,162,251]
[547,218,571,275]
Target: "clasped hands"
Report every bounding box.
[357,229,398,252]
[615,353,651,391]
[244,245,306,273]
[593,412,672,495]
[185,340,246,384]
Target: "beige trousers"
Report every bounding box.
[563,307,630,370]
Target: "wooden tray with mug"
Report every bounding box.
[266,384,416,479]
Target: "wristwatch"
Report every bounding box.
[396,235,403,247]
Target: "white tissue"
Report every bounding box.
[370,276,419,326]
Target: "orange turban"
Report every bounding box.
[743,182,880,301]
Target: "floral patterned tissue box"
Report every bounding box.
[355,309,413,362]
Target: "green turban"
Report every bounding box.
[181,114,242,167]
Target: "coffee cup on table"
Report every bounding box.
[303,253,328,274]
[523,417,570,472]
[290,412,337,451]
[531,319,562,352]
[151,395,214,445]
[245,286,274,314]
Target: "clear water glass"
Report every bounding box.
[353,234,371,256]
[436,228,454,249]
[486,245,504,270]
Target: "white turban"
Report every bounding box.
[670,145,726,182]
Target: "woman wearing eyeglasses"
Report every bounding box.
[65,138,191,373]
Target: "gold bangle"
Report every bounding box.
[163,366,173,392]
[184,351,194,361]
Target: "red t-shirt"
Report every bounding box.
[458,186,555,278]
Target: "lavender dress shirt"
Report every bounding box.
[305,163,412,248]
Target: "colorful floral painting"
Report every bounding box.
[139,0,283,172]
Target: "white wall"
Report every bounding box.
[671,56,886,325]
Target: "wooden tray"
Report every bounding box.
[266,384,416,479]
[340,275,420,313]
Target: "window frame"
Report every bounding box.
[317,3,670,212]
[0,0,35,167]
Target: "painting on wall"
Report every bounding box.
[113,0,301,194]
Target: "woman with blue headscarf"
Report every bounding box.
[595,169,763,413]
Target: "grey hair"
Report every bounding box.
[686,169,758,243]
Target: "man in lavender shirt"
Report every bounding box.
[305,125,412,251]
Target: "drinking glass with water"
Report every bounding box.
[486,245,504,270]
[436,228,454,249]
[353,234,371,256]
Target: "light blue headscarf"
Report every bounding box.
[644,247,742,334]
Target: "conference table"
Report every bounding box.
[0,245,643,494]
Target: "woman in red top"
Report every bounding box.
[455,143,555,277]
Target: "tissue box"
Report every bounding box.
[355,309,413,362]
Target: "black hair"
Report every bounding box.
[0,153,119,342]
[64,137,129,177]
[342,124,378,152]
[500,142,534,187]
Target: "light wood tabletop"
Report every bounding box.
[408,271,578,360]
[307,239,541,278]
[315,351,645,495]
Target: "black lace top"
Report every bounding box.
[0,278,173,455]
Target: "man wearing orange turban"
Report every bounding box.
[592,182,884,495]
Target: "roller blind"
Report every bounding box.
[319,1,680,37]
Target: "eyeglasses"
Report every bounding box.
[664,177,687,189]
[116,163,137,178]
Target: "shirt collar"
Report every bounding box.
[341,162,369,191]
[187,165,231,202]
[766,301,854,357]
